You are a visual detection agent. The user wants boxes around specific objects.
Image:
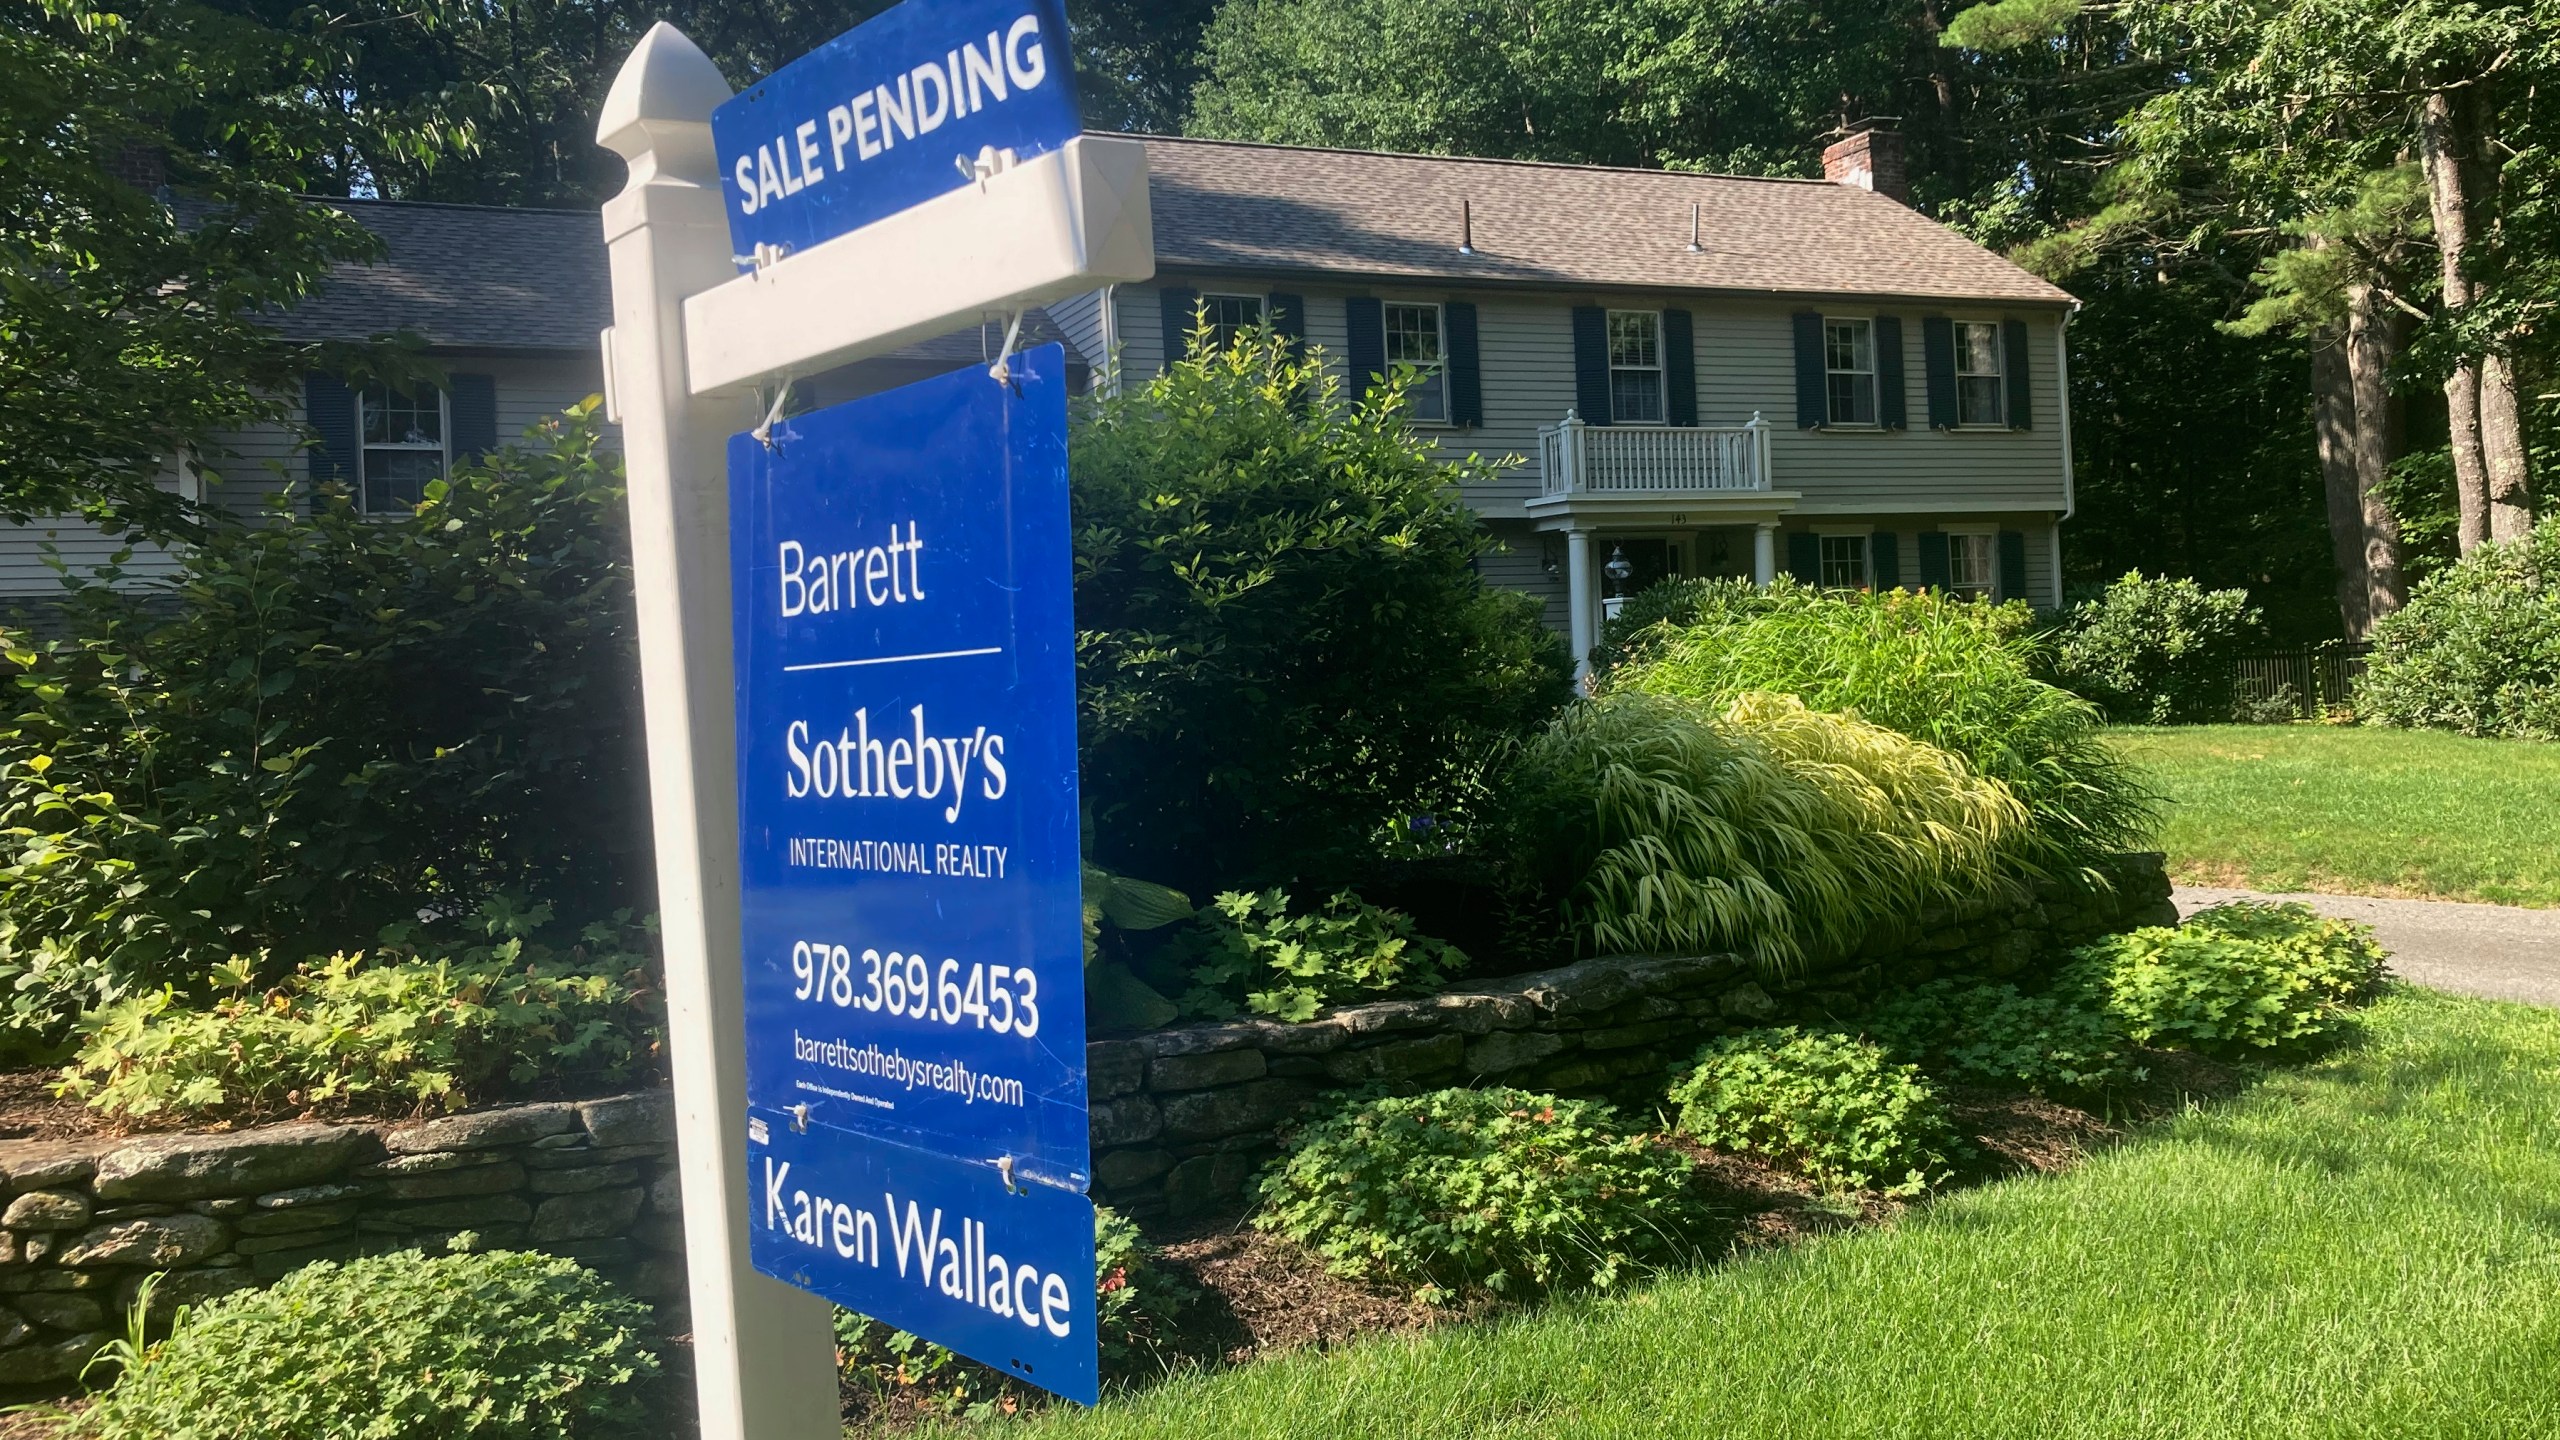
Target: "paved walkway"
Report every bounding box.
[2175,886,2560,1008]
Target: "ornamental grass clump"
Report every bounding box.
[1610,580,2156,874]
[1669,1027,1957,1196]
[2068,901,2390,1056]
[1255,1086,1700,1301]
[59,1245,660,1440]
[1499,691,2024,967]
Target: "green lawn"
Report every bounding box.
[996,990,2560,1439]
[2108,724,2560,906]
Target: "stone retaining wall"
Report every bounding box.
[1088,852,2176,1219]
[0,852,2171,1381]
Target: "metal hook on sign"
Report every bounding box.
[752,375,795,451]
[987,309,1027,385]
[788,1103,809,1134]
[997,1155,1019,1195]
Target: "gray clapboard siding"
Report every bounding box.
[1044,290,1108,387]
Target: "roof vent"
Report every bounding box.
[1822,118,1909,205]
[1459,197,1475,256]
[1686,202,1703,253]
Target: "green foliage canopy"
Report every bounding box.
[2358,516,2560,739]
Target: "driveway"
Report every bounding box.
[2176,886,2560,1008]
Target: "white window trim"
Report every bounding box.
[1941,524,2000,599]
[356,384,450,517]
[1822,315,1880,429]
[1813,526,1873,591]
[1383,299,1450,425]
[1952,319,2009,429]
[1198,291,1269,352]
[1606,309,1667,427]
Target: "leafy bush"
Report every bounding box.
[1498,691,2024,967]
[1589,576,1769,675]
[1073,328,1570,895]
[1669,1027,1956,1195]
[61,1244,659,1439]
[1160,887,1468,1021]
[0,403,645,1054]
[2357,516,2560,738]
[1612,580,2157,873]
[1862,979,2140,1094]
[56,901,661,1121]
[836,1206,1198,1416]
[2047,572,2263,724]
[1255,1086,1699,1300]
[2066,902,2390,1055]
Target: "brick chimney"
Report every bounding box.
[108,141,170,199]
[1821,120,1908,205]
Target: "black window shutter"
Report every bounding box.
[1663,308,1697,427]
[1571,305,1611,425]
[449,373,497,464]
[1786,532,1820,583]
[1998,529,2030,600]
[1917,531,1951,590]
[1267,293,1306,360]
[1157,286,1198,373]
[1871,530,1901,589]
[303,373,357,486]
[1874,315,1907,431]
[2003,318,2034,430]
[1345,297,1386,401]
[1923,317,1958,430]
[1444,301,1483,427]
[1791,311,1825,429]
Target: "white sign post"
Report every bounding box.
[593,19,1152,1439]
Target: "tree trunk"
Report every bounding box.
[2418,90,2493,552]
[2482,350,2533,541]
[2348,283,2408,628]
[2311,329,2371,637]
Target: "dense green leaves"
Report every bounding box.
[1159,887,1467,1022]
[1669,1027,1957,1196]
[2048,572,2264,724]
[2358,517,2560,738]
[2067,901,2390,1055]
[1862,978,2142,1094]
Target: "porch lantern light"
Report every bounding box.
[1604,544,1635,595]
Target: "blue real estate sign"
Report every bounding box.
[710,0,1081,263]
[729,343,1094,1402]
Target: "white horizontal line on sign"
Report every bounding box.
[783,646,1003,673]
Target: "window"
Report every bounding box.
[1824,318,1876,425]
[1956,321,2005,426]
[1200,293,1264,352]
[1819,533,1870,589]
[1384,302,1447,422]
[359,383,446,513]
[1607,311,1664,424]
[1948,530,1997,599]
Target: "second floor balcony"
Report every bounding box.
[1536,411,1773,497]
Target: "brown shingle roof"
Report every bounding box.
[1132,135,2074,307]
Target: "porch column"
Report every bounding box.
[1566,527,1596,685]
[1752,523,1778,587]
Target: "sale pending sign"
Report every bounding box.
[728,343,1094,1401]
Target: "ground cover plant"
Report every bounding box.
[2358,516,2560,739]
[54,902,661,1121]
[1610,580,2156,875]
[2046,572,2263,724]
[52,1243,659,1439]
[1668,1027,1957,1195]
[1498,690,2024,966]
[1072,328,1569,898]
[990,988,2560,1440]
[2067,902,2389,1057]
[1862,978,2142,1095]
[1254,1087,1700,1302]
[2108,724,2560,904]
[1156,888,1467,1022]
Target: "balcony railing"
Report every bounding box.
[1537,410,1772,496]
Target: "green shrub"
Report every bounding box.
[62,1245,659,1439]
[2066,901,2390,1055]
[56,901,660,1121]
[1498,690,2024,967]
[1612,580,2156,873]
[1072,327,1570,896]
[1160,887,1467,1021]
[0,403,645,1055]
[1255,1086,1699,1300]
[1862,979,2140,1094]
[836,1206,1198,1415]
[2047,572,2263,724]
[1589,576,1777,675]
[1669,1027,1956,1195]
[2357,516,2560,738]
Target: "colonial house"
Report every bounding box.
[6,123,2077,675]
